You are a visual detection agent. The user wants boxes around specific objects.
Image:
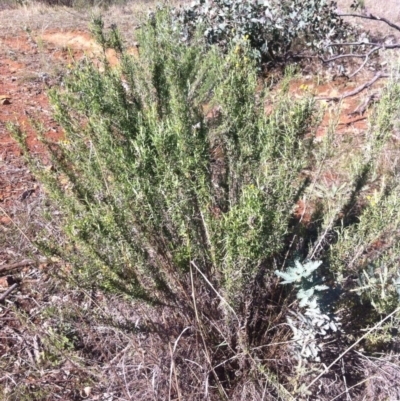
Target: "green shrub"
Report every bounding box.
[329,82,400,317]
[11,10,317,396]
[173,0,352,62]
[15,12,316,308]
[10,8,400,399]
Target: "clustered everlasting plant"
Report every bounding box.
[8,4,400,400]
[276,260,339,362]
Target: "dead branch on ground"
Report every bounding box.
[316,72,389,102]
[0,283,19,302]
[0,258,50,274]
[338,12,400,33]
[317,11,400,99]
[321,43,400,78]
[348,93,381,116]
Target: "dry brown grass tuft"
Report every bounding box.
[0,0,189,41]
[0,256,294,400]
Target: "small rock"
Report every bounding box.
[0,95,11,105]
[82,386,91,398]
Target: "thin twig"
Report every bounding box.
[0,205,35,248]
[339,117,367,126]
[349,46,381,78]
[329,376,378,401]
[326,41,382,48]
[348,93,380,116]
[190,260,239,323]
[320,52,367,63]
[321,37,400,78]
[189,263,228,400]
[305,306,400,392]
[168,327,191,401]
[338,12,400,33]
[340,358,350,401]
[348,43,400,78]
[0,283,19,302]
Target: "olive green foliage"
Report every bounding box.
[14,12,316,309]
[173,0,352,62]
[329,82,400,316]
[10,8,400,399]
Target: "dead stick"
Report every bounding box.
[338,117,367,126]
[320,52,366,64]
[0,283,19,302]
[305,306,400,392]
[339,13,400,33]
[321,44,400,64]
[316,72,388,101]
[326,42,382,48]
[0,259,36,274]
[348,93,380,116]
[349,46,381,78]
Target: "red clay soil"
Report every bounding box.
[0,28,137,237]
[0,30,113,210]
[0,34,61,214]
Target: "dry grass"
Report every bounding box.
[0,206,293,400]
[1,0,400,40]
[0,0,190,41]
